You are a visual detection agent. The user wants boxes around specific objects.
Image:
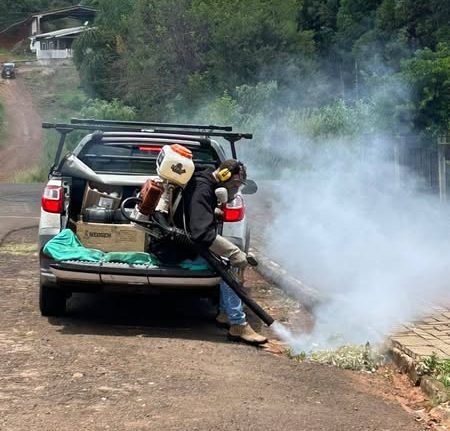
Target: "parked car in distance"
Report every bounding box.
[38,118,256,316]
[1,63,16,79]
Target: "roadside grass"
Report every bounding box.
[11,165,49,183]
[15,64,87,182]
[22,65,87,122]
[0,243,37,255]
[0,100,4,147]
[0,47,35,62]
[287,343,386,372]
[15,65,137,182]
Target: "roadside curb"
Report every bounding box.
[251,241,450,406]
[386,308,450,406]
[390,345,450,405]
[250,247,325,310]
[420,376,449,404]
[390,346,422,384]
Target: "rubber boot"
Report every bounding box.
[228,323,268,345]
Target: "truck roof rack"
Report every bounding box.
[42,120,253,176]
[43,120,252,167]
[68,119,252,141]
[71,118,233,132]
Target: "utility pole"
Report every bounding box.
[438,136,447,202]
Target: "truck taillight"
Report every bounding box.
[41,185,64,213]
[223,195,245,222]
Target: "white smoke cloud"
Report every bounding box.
[249,134,450,351]
[184,52,447,352]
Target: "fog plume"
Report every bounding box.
[248,135,450,351]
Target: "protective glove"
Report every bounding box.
[215,187,228,205]
[209,235,248,269]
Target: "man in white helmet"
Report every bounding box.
[178,159,267,345]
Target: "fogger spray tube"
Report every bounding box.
[120,198,275,326]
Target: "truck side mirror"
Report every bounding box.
[242,179,258,195]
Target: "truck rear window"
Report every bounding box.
[77,142,220,175]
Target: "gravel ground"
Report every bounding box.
[0,227,429,431]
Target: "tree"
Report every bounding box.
[122,0,202,119]
[73,0,133,98]
[400,43,450,135]
[335,0,383,92]
[71,0,449,135]
[192,0,315,90]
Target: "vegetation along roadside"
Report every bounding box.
[0,100,4,146]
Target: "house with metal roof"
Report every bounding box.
[28,5,96,36]
[29,25,93,60]
[0,5,96,59]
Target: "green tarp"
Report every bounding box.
[43,229,209,270]
[43,229,106,263]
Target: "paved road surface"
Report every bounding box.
[0,183,42,244]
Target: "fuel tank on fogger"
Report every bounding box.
[133,144,195,220]
[156,144,195,187]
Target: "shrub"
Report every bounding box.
[80,98,137,120]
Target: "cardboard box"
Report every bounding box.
[76,222,146,252]
[82,182,122,211]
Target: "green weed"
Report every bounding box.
[420,353,450,388]
[287,343,385,372]
[0,48,35,62]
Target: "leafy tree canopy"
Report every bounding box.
[68,0,449,134]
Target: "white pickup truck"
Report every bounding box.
[38,119,256,316]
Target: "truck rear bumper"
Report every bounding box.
[41,260,221,290]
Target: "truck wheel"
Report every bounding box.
[39,284,67,316]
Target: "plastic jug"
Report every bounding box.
[156,144,195,186]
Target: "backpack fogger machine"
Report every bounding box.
[120,144,275,327]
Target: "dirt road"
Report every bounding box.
[0,226,429,431]
[0,74,42,181]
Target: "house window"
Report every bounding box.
[41,42,47,50]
